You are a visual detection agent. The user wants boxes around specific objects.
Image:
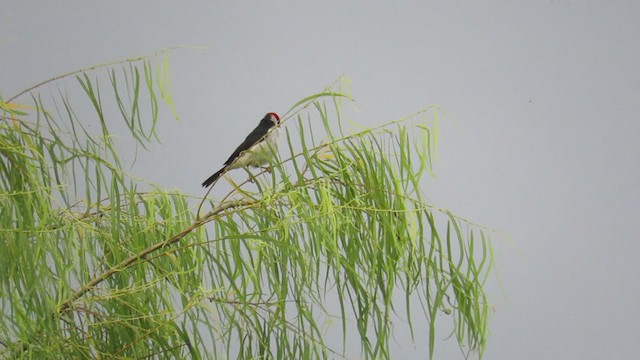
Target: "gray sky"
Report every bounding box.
[2,1,639,359]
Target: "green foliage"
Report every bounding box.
[0,53,493,359]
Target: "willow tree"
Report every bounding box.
[0,51,493,359]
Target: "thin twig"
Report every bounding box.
[6,46,203,104]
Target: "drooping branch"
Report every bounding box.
[8,198,250,358]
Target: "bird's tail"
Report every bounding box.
[202,168,225,188]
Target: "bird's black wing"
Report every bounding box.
[201,127,266,188]
[222,122,271,166]
[202,117,274,188]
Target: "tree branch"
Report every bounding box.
[8,198,251,358]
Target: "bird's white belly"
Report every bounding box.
[229,127,280,169]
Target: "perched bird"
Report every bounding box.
[202,112,281,188]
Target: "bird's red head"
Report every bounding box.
[267,112,280,126]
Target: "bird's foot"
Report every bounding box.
[261,166,273,173]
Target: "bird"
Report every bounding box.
[202,112,281,188]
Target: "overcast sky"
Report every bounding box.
[2,1,639,359]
